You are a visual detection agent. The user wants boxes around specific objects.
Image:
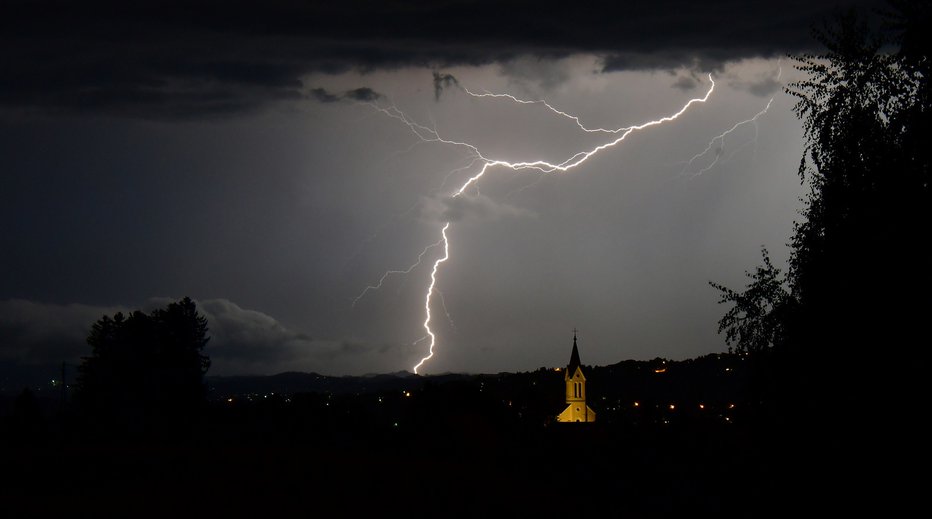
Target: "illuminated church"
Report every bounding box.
[557,332,596,423]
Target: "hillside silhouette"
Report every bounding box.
[3,351,773,517]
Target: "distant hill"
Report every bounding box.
[206,370,475,398]
[205,352,762,420]
[4,353,764,428]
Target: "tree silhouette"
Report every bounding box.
[787,4,929,353]
[75,297,210,429]
[710,6,929,510]
[710,248,794,354]
[713,1,930,408]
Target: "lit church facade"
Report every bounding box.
[557,332,596,423]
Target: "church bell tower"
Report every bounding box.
[557,331,596,423]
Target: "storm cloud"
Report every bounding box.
[310,87,385,104]
[1,0,880,118]
[0,299,123,364]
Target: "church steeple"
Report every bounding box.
[567,329,581,376]
[557,330,596,423]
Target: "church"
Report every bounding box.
[556,332,597,423]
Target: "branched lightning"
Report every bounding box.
[354,74,727,374]
[435,289,456,331]
[355,72,780,373]
[351,237,445,307]
[679,64,783,177]
[680,96,774,177]
[463,88,640,134]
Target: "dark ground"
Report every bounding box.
[0,354,898,517]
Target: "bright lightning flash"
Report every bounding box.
[356,74,740,374]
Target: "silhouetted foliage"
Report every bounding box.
[710,249,794,353]
[711,6,929,504]
[714,2,930,367]
[75,297,210,428]
[787,5,930,340]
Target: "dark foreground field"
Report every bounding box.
[5,420,776,517]
[1,355,912,517]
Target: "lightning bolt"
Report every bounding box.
[680,96,774,177]
[463,88,642,134]
[352,74,726,374]
[414,221,451,373]
[679,64,782,177]
[351,237,445,307]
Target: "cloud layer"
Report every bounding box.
[420,194,537,225]
[1,0,879,118]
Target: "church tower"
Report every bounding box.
[557,331,596,423]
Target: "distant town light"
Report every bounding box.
[728,403,735,409]
[633,401,640,407]
[699,403,705,410]
[654,367,666,374]
[669,404,676,410]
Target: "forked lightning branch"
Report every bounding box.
[353,73,773,374]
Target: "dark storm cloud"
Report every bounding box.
[0,299,122,364]
[433,72,461,101]
[309,87,384,104]
[343,88,383,103]
[195,298,321,374]
[309,88,342,104]
[166,298,413,374]
[0,0,881,118]
[730,75,785,97]
[671,71,702,91]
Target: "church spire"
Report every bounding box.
[567,329,581,375]
[557,328,596,422]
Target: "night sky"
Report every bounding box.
[0,0,881,377]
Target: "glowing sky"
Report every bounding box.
[0,1,878,377]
